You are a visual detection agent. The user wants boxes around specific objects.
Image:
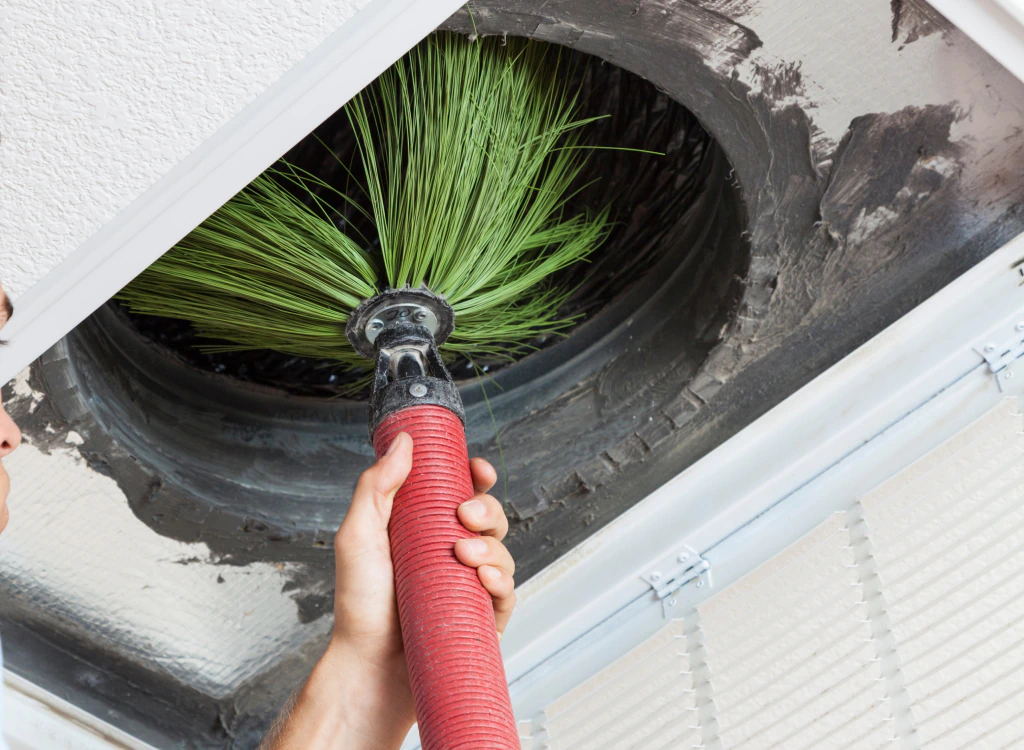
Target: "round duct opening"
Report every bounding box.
[42,38,750,559]
[118,49,722,400]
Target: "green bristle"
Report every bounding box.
[118,33,611,372]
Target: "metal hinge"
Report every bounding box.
[639,545,712,618]
[975,321,1024,391]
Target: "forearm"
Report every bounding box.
[260,642,415,750]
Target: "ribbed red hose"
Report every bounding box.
[373,404,519,750]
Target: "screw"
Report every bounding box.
[650,571,662,581]
[413,310,428,322]
[409,383,428,397]
[696,580,704,588]
[985,343,997,353]
[1017,322,1024,332]
[369,319,384,332]
[1006,370,1015,380]
[678,552,689,563]
[668,598,677,607]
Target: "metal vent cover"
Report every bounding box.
[526,401,1024,749]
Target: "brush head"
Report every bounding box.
[117,33,611,378]
[345,288,454,359]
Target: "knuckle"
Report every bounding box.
[501,547,516,575]
[355,467,392,509]
[370,485,391,508]
[354,467,377,494]
[497,513,510,538]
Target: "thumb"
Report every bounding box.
[346,432,413,528]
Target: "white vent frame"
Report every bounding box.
[489,232,1024,745]
[2,671,158,750]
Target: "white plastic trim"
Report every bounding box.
[928,0,1024,85]
[0,0,464,387]
[3,671,157,750]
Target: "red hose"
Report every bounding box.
[373,404,519,749]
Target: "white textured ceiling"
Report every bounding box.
[0,0,373,301]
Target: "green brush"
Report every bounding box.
[119,32,612,750]
[119,33,610,373]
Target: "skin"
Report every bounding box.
[0,287,23,534]
[0,282,515,747]
[261,432,516,750]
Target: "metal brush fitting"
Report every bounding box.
[345,288,462,435]
[345,287,455,359]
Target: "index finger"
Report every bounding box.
[469,457,497,494]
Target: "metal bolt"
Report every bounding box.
[650,571,662,581]
[413,310,428,322]
[1006,370,1015,380]
[985,343,997,353]
[696,580,704,588]
[409,383,428,398]
[678,552,689,563]
[668,598,677,607]
[369,319,384,332]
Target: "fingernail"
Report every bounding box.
[384,433,404,457]
[463,538,487,555]
[461,500,485,519]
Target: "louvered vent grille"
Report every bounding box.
[698,514,893,749]
[527,400,1024,750]
[540,620,701,749]
[863,400,1024,749]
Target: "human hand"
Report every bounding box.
[262,432,516,750]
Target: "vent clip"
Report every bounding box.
[639,545,712,618]
[975,320,1024,392]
